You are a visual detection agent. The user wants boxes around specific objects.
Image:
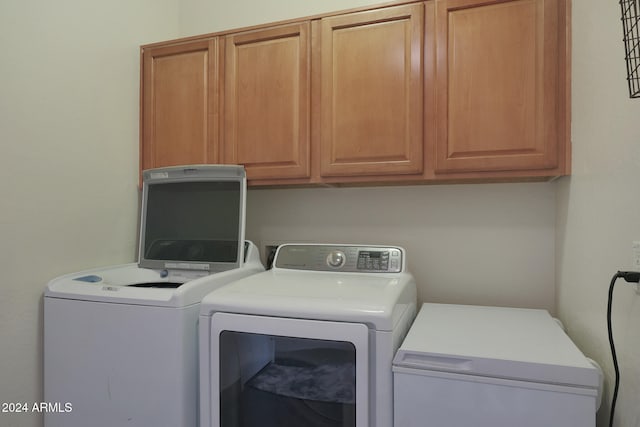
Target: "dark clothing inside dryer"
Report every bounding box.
[238,349,356,427]
[246,361,355,404]
[240,386,355,427]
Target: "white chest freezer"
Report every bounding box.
[392,303,602,427]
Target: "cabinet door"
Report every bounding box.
[319,4,424,177]
[223,23,310,180]
[434,0,560,173]
[141,39,219,172]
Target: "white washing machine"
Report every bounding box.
[199,244,417,427]
[44,165,264,427]
[393,303,603,427]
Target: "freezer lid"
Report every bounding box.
[393,303,600,389]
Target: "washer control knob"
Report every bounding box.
[326,250,346,269]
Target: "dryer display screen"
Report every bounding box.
[357,251,388,271]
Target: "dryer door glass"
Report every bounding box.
[210,313,369,427]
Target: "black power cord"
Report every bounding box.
[607,271,640,427]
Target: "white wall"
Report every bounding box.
[246,184,556,310]
[179,0,382,35]
[557,1,640,426]
[0,1,180,426]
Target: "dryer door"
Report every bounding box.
[207,312,369,427]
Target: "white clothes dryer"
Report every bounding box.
[44,165,265,427]
[199,243,417,427]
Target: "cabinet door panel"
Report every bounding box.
[435,0,559,173]
[320,4,424,177]
[224,23,310,180]
[141,39,218,171]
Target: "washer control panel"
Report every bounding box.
[274,244,403,273]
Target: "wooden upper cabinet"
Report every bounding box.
[319,4,424,177]
[139,0,570,184]
[434,0,564,174]
[223,23,310,180]
[141,39,219,172]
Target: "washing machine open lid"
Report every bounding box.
[393,303,600,389]
[138,165,247,273]
[44,165,265,307]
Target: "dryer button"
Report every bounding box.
[326,250,346,269]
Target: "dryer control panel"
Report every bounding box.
[274,244,404,273]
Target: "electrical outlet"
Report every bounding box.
[633,241,640,294]
[633,241,640,270]
[264,245,280,269]
[260,240,285,268]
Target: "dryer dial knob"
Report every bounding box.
[326,250,346,269]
